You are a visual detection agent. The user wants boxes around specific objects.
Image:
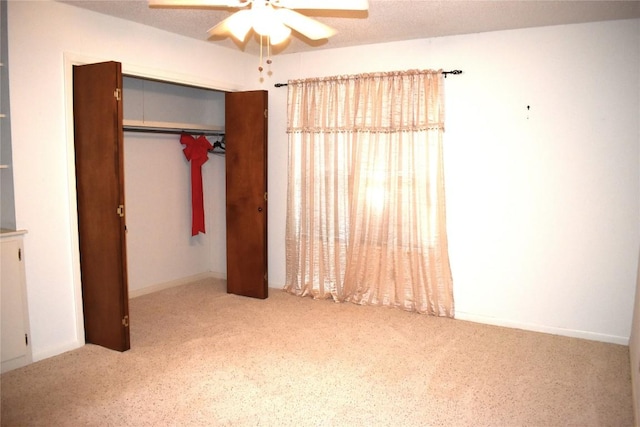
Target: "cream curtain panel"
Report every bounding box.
[285,70,454,317]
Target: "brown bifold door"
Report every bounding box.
[225,90,268,299]
[73,61,130,351]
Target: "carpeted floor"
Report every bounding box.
[0,277,633,426]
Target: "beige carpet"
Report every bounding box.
[1,278,633,426]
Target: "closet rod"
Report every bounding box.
[123,126,225,137]
[274,69,463,87]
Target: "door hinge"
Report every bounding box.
[117,204,125,217]
[114,88,122,101]
[264,108,268,119]
[264,192,268,201]
[264,272,268,281]
[122,315,129,328]
[18,248,21,261]
[25,334,28,346]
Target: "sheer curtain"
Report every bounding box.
[285,70,453,317]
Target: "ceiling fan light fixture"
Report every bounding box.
[251,2,278,36]
[226,9,253,41]
[155,0,369,73]
[267,22,291,45]
[251,1,291,45]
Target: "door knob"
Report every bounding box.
[258,207,263,212]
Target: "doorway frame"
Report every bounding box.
[63,52,244,348]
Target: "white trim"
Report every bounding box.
[1,357,31,374]
[0,229,27,237]
[129,271,225,299]
[266,281,629,345]
[455,311,629,345]
[122,62,242,92]
[32,340,83,363]
[63,52,87,350]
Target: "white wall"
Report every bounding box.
[7,0,253,361]
[123,133,227,294]
[265,19,640,344]
[8,0,639,363]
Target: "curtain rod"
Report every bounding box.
[274,70,463,87]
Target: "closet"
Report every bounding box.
[72,61,268,352]
[121,75,227,296]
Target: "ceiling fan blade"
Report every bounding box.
[149,0,244,8]
[275,8,336,40]
[275,0,368,10]
[207,9,252,41]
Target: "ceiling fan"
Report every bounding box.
[148,0,369,45]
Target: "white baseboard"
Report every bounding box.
[128,276,631,345]
[455,311,629,346]
[1,353,33,374]
[128,271,226,299]
[31,273,226,365]
[32,340,84,364]
[267,286,628,345]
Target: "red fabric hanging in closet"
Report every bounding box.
[180,133,213,236]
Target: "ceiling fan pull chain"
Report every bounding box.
[258,35,264,72]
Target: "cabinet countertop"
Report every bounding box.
[0,229,28,238]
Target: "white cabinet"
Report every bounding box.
[1,230,31,373]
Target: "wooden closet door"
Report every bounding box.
[225,90,268,299]
[73,61,130,351]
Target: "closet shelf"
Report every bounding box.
[123,119,225,136]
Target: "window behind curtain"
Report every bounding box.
[285,70,454,317]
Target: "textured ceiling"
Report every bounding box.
[58,0,640,55]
